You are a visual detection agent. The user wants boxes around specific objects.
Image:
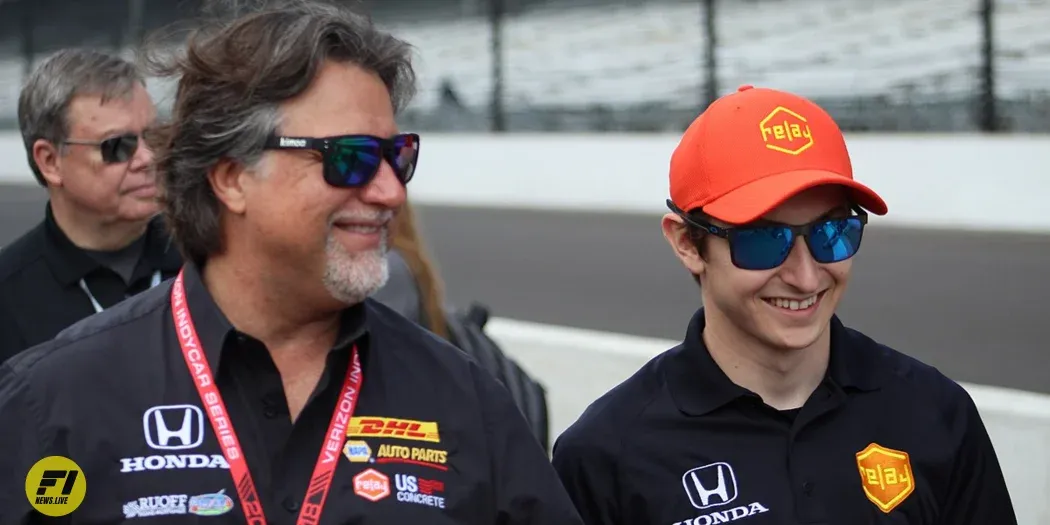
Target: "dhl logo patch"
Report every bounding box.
[855,443,915,513]
[759,106,814,155]
[347,417,441,443]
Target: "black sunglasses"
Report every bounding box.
[64,133,140,164]
[667,199,869,270]
[263,133,420,188]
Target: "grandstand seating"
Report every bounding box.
[383,0,1050,110]
[1,0,1049,120]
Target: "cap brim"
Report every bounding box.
[701,169,888,225]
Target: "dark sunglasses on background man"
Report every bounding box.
[63,133,140,164]
[666,199,868,271]
[264,133,420,188]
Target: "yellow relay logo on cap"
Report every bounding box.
[25,456,87,517]
[759,106,814,155]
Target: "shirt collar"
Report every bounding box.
[42,203,103,286]
[666,308,886,417]
[141,217,184,276]
[179,260,369,372]
[43,203,182,286]
[825,315,887,392]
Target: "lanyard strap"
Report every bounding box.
[81,270,164,314]
[170,269,363,525]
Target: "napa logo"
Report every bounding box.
[343,440,373,463]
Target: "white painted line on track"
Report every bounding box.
[486,316,1050,414]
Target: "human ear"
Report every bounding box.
[661,213,706,277]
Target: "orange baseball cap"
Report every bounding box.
[668,85,888,224]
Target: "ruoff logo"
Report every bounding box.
[759,106,814,155]
[143,405,204,450]
[682,462,737,509]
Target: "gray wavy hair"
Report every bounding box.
[143,0,417,264]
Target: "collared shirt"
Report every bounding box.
[0,203,182,363]
[551,308,1017,525]
[0,261,582,525]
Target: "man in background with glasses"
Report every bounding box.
[551,85,1016,524]
[0,48,181,363]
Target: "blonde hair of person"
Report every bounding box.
[390,201,450,340]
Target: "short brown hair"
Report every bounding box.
[143,0,417,263]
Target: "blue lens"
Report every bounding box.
[730,226,796,270]
[807,217,864,263]
[721,214,866,270]
[332,136,381,186]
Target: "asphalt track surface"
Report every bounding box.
[1,184,1047,394]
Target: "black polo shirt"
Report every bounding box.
[0,203,182,363]
[0,261,581,525]
[551,309,1017,525]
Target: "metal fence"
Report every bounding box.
[2,0,1049,133]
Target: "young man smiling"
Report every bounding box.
[551,85,1016,525]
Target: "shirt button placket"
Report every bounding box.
[283,495,301,513]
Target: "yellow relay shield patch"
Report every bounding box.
[25,456,87,517]
[855,443,914,513]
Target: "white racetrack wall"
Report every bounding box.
[2,132,1050,232]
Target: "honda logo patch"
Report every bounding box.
[675,461,771,523]
[143,405,205,450]
[682,462,738,509]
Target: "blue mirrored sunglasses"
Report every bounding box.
[667,199,868,271]
[264,133,419,188]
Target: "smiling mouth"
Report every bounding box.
[335,224,384,234]
[332,219,388,235]
[763,291,827,312]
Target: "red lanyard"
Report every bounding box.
[170,270,363,525]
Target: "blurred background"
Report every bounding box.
[2,0,1048,133]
